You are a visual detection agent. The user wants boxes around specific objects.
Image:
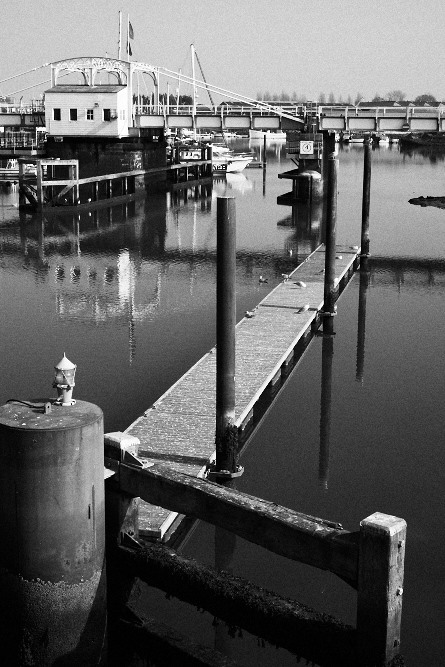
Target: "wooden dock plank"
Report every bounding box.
[124,243,360,538]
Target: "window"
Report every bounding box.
[86,109,94,120]
[53,108,61,121]
[103,108,111,121]
[69,108,77,121]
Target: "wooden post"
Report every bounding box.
[361,136,372,256]
[263,134,267,165]
[215,197,238,474]
[36,159,43,207]
[357,513,406,666]
[323,153,338,335]
[206,144,213,177]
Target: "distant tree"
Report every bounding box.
[386,90,406,101]
[346,94,353,105]
[263,90,271,101]
[338,94,344,104]
[414,93,437,106]
[256,91,263,101]
[372,93,385,102]
[319,92,326,104]
[328,91,335,104]
[354,92,364,105]
[281,91,290,102]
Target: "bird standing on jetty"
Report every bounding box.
[259,275,268,283]
[245,309,256,318]
[282,273,290,281]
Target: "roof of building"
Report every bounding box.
[45,85,126,94]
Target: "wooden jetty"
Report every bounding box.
[123,243,360,539]
[17,156,212,210]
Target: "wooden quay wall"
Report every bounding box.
[124,243,360,539]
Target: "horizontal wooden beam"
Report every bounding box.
[117,542,356,666]
[114,462,359,587]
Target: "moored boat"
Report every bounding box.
[249,129,286,140]
[179,144,254,173]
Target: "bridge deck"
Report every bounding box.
[125,243,360,539]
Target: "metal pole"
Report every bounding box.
[263,134,267,165]
[323,153,338,334]
[361,136,372,256]
[215,197,237,474]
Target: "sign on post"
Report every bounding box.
[300,140,314,155]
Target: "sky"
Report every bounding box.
[1,0,444,104]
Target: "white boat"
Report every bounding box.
[249,129,286,140]
[0,158,19,180]
[375,133,390,145]
[179,144,254,173]
[349,134,365,143]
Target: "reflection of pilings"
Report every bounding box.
[356,259,370,384]
[214,494,237,656]
[319,332,334,490]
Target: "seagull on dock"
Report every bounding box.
[245,309,257,318]
[258,275,268,283]
[294,281,307,288]
[282,273,291,282]
[336,255,343,260]
[297,304,310,314]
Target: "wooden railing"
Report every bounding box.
[105,435,406,666]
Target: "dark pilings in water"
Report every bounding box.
[215,197,238,474]
[361,136,372,256]
[323,152,339,335]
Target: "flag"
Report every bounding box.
[127,18,134,58]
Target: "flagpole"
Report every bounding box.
[118,11,122,60]
[127,14,131,62]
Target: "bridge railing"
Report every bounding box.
[0,104,45,114]
[134,103,306,117]
[319,105,445,118]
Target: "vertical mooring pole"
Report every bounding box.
[215,196,238,475]
[357,512,407,666]
[263,134,267,165]
[361,136,372,257]
[0,399,107,666]
[323,152,338,335]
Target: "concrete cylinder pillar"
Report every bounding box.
[0,399,106,666]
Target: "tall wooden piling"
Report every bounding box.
[215,196,238,473]
[323,153,338,334]
[361,136,372,256]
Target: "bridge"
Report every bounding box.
[2,56,445,147]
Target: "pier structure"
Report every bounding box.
[120,242,360,539]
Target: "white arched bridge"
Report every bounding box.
[1,56,445,146]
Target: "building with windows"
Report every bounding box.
[44,85,129,138]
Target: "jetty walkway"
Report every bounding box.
[124,243,360,539]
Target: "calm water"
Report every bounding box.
[1,140,445,665]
